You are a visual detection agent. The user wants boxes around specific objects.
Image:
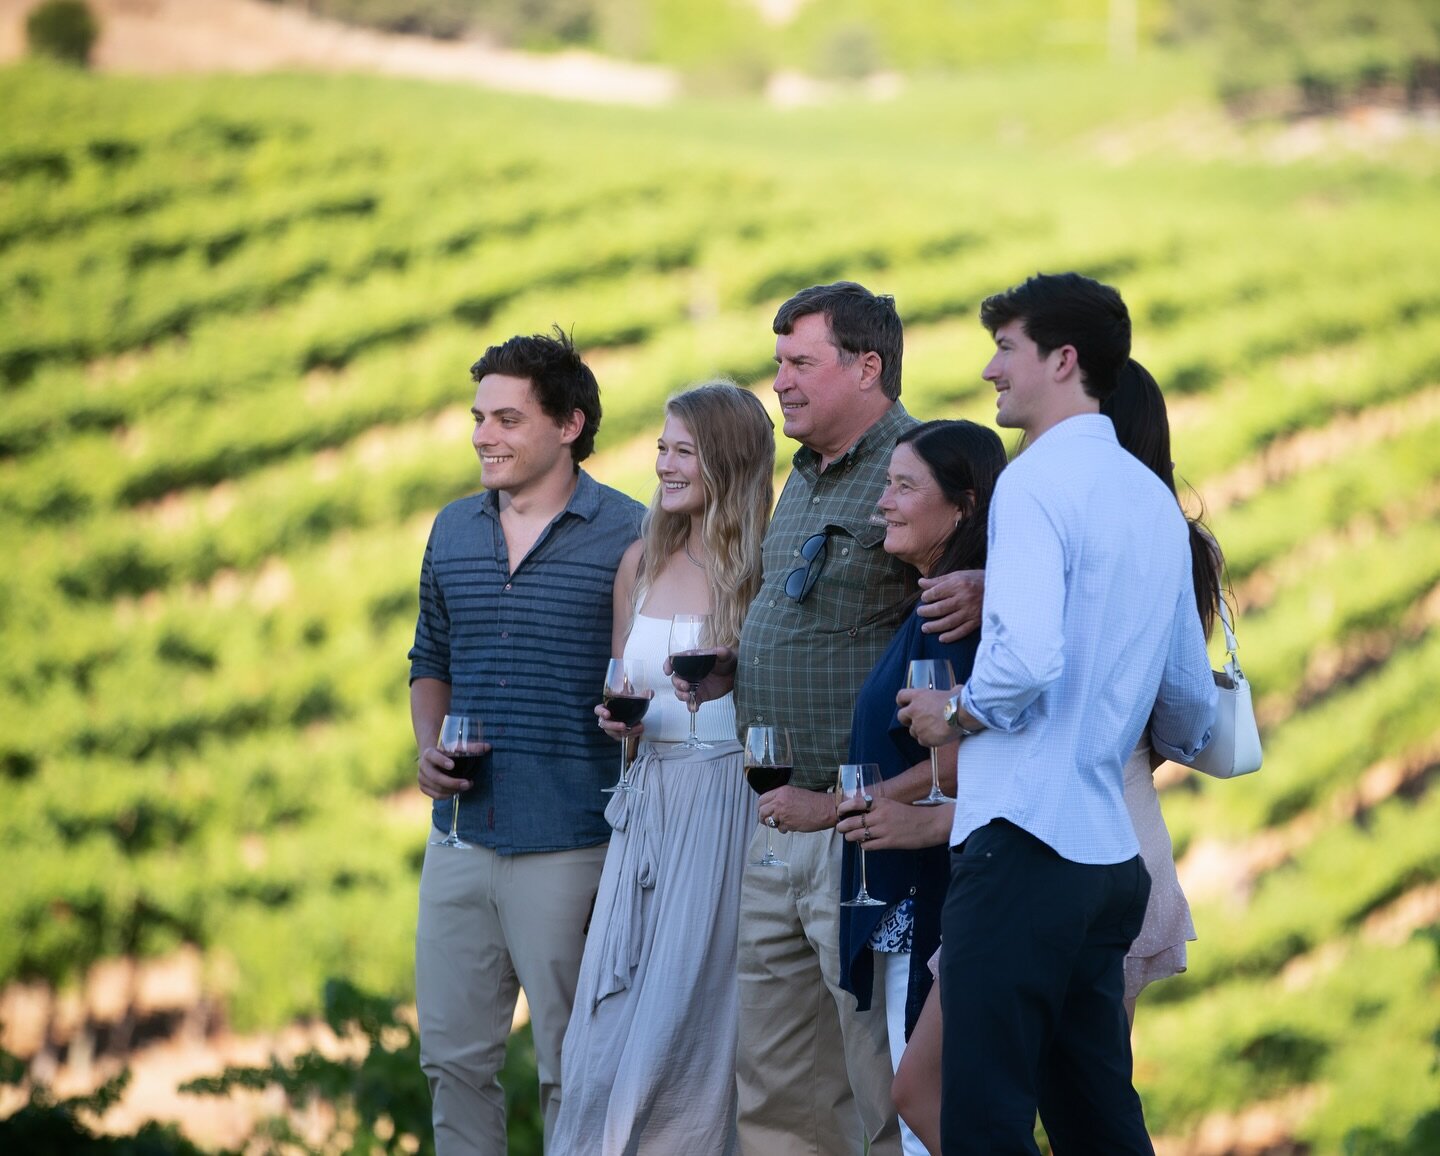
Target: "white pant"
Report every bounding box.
[876,950,928,1156]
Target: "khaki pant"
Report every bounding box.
[735,825,901,1156]
[415,839,607,1156]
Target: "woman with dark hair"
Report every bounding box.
[1102,358,1223,1017]
[837,419,1007,1156]
[552,381,775,1155]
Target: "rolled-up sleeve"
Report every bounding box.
[1149,582,1217,763]
[407,532,451,685]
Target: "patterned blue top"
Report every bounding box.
[840,606,978,1025]
[953,415,1216,863]
[409,470,644,854]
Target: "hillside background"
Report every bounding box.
[1,0,1439,1153]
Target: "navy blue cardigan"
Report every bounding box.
[839,607,979,1037]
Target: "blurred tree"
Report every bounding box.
[25,0,100,67]
[1166,0,1440,112]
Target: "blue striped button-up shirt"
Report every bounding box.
[409,470,644,853]
[951,415,1215,865]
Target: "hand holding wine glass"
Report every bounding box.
[838,762,886,907]
[601,658,654,795]
[669,613,718,750]
[434,714,485,849]
[906,659,956,806]
[744,726,793,867]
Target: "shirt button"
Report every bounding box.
[768,599,775,608]
[811,496,820,504]
[500,631,509,639]
[848,627,858,638]
[499,679,508,687]
[752,657,760,665]
[792,548,800,557]
[503,583,512,591]
[840,547,849,556]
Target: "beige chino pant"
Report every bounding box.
[735,824,902,1156]
[415,838,607,1156]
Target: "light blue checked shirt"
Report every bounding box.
[951,414,1216,864]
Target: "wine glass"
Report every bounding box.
[601,658,653,795]
[906,659,956,806]
[838,762,886,907]
[743,726,793,867]
[668,613,717,750]
[435,714,484,849]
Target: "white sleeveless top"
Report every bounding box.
[623,613,738,743]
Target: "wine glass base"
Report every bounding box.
[751,855,787,867]
[841,894,888,907]
[601,783,644,795]
[434,834,472,849]
[913,794,955,807]
[678,738,714,750]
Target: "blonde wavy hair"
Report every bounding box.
[637,381,775,649]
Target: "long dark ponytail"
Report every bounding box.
[1102,359,1225,639]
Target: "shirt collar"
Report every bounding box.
[477,468,600,521]
[1028,412,1117,451]
[792,400,913,473]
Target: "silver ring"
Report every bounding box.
[766,816,778,828]
[863,830,873,843]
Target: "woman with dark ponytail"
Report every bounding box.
[1101,357,1226,1019]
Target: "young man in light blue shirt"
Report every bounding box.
[898,273,1215,1155]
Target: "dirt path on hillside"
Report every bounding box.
[0,0,678,103]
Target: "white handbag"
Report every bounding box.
[1184,601,1263,779]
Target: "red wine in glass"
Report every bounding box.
[603,693,652,728]
[745,764,793,795]
[668,614,716,750]
[601,659,653,795]
[744,726,792,867]
[669,652,718,683]
[436,714,484,849]
[448,752,487,782]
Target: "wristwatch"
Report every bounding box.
[943,691,983,737]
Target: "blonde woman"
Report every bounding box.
[552,382,774,1155]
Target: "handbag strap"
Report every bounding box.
[1218,598,1242,676]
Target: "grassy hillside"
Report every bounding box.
[1,56,1438,1151]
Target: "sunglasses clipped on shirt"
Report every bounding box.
[784,532,829,603]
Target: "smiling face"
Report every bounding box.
[877,442,963,576]
[655,412,705,519]
[470,372,580,499]
[772,312,881,463]
[982,318,1059,438]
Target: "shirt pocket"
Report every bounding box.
[806,523,909,631]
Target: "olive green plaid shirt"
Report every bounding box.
[735,402,919,789]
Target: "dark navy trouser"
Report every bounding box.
[939,819,1154,1156]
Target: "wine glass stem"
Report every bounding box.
[859,845,870,896]
[449,796,461,841]
[765,825,774,861]
[929,749,942,797]
[688,685,699,742]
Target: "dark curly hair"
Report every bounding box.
[470,326,601,468]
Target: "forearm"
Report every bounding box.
[410,677,451,756]
[884,748,959,802]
